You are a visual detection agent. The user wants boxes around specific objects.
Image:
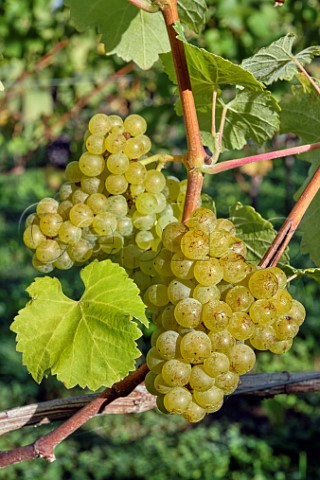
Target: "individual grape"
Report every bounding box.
[183,401,206,423]
[79,152,105,177]
[144,371,158,396]
[164,176,180,203]
[273,315,299,340]
[193,257,223,286]
[81,175,105,194]
[228,237,247,257]
[144,284,169,307]
[25,213,39,227]
[107,152,130,174]
[268,266,287,288]
[36,197,59,215]
[202,301,232,332]
[135,193,160,215]
[269,338,293,354]
[189,365,215,391]
[67,239,93,262]
[209,230,233,258]
[69,204,94,228]
[161,304,180,331]
[105,174,128,195]
[203,352,230,377]
[162,359,191,387]
[59,183,73,201]
[137,134,151,155]
[229,344,256,375]
[122,136,145,159]
[225,285,254,312]
[99,232,124,254]
[156,395,169,414]
[151,327,165,347]
[23,225,46,249]
[286,299,306,326]
[192,285,220,304]
[86,193,108,214]
[174,298,202,328]
[180,230,210,260]
[58,221,82,245]
[125,161,147,185]
[156,330,180,360]
[32,255,54,273]
[167,278,194,304]
[227,312,255,340]
[132,212,155,232]
[88,113,111,135]
[117,216,133,237]
[249,298,283,326]
[215,218,236,235]
[36,239,61,263]
[105,195,128,217]
[81,227,98,246]
[154,374,172,394]
[138,250,158,277]
[164,387,192,414]
[250,325,277,350]
[135,230,155,250]
[123,114,147,136]
[180,330,211,364]
[130,183,145,197]
[57,200,73,220]
[120,244,142,270]
[153,248,173,277]
[188,207,217,234]
[104,133,126,154]
[39,213,63,237]
[72,189,89,205]
[248,268,279,299]
[92,212,117,236]
[146,346,165,374]
[108,115,123,129]
[162,222,188,253]
[272,288,292,315]
[155,214,179,238]
[65,161,83,182]
[85,134,106,155]
[193,385,224,413]
[144,170,166,194]
[208,329,236,354]
[53,249,74,270]
[220,253,250,284]
[170,251,194,280]
[215,371,239,394]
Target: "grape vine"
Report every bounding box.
[1,0,320,468]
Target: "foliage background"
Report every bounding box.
[0,0,320,478]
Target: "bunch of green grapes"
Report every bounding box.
[23,113,188,273]
[144,207,306,422]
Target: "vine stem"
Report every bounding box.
[295,60,320,96]
[0,364,149,468]
[259,166,320,268]
[203,142,320,175]
[160,0,208,222]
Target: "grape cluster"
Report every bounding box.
[23,113,186,273]
[144,208,306,422]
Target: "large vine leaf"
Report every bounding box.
[177,0,207,34]
[280,88,320,144]
[229,203,289,265]
[161,22,264,113]
[64,0,170,69]
[242,34,320,85]
[199,90,280,151]
[11,260,148,390]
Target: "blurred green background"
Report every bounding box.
[0,0,320,478]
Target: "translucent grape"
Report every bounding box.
[36,239,61,263]
[154,374,172,394]
[117,216,133,237]
[146,346,165,374]
[123,114,147,136]
[193,257,223,286]
[135,230,154,250]
[85,134,106,155]
[156,330,180,360]
[227,312,255,340]
[167,278,194,305]
[53,250,74,270]
[23,225,46,249]
[272,288,292,315]
[164,387,192,414]
[67,239,93,262]
[57,200,73,220]
[144,371,158,396]
[125,162,147,185]
[144,170,166,194]
[220,253,250,284]
[216,218,236,235]
[153,248,173,277]
[208,329,236,354]
[181,230,210,260]
[273,315,299,340]
[107,152,130,174]
[59,183,73,201]
[58,221,82,245]
[229,344,256,375]
[209,230,233,258]
[192,284,220,304]
[32,256,54,273]
[170,251,194,280]
[72,189,89,205]
[249,298,282,326]
[105,174,128,195]
[203,352,230,377]
[36,197,59,215]
[162,359,191,387]
[183,401,206,423]
[189,365,215,391]
[180,331,211,364]
[269,338,293,354]
[250,325,277,350]
[69,204,94,228]
[99,232,124,254]
[268,266,287,288]
[81,175,105,194]
[138,250,158,276]
[215,371,239,394]
[174,298,202,328]
[79,152,105,177]
[144,284,169,307]
[248,268,279,299]
[39,213,63,237]
[86,193,108,214]
[287,299,306,326]
[104,133,126,154]
[108,115,123,129]
[92,212,117,236]
[88,113,111,135]
[105,195,128,217]
[188,208,217,234]
[65,161,83,182]
[162,222,188,253]
[135,192,160,215]
[25,213,39,227]
[193,386,224,413]
[202,301,232,332]
[225,285,254,312]
[161,304,180,331]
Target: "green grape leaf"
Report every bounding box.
[229,203,289,265]
[161,23,264,113]
[242,34,320,85]
[177,0,207,34]
[282,265,320,283]
[280,88,320,143]
[11,260,148,390]
[65,0,170,69]
[199,90,280,151]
